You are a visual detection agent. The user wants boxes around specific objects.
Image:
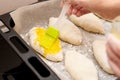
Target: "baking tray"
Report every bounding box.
[0,2,60,80]
[4,0,120,80]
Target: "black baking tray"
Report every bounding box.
[0,3,60,80]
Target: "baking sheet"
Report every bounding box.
[10,0,117,80]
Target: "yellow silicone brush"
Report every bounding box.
[40,3,71,49]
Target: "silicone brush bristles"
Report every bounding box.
[40,27,59,49]
[40,3,70,49]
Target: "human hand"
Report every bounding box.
[106,34,120,77]
[61,0,90,17]
[61,0,120,20]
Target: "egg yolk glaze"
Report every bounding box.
[34,27,61,56]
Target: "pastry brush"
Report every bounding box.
[40,3,70,49]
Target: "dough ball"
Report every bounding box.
[28,27,63,62]
[69,13,105,34]
[65,50,98,80]
[49,17,82,45]
[92,40,114,74]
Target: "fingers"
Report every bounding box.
[109,60,120,77]
[72,8,77,14]
[66,5,82,16]
[106,43,120,67]
[67,6,90,17]
[106,34,120,77]
[107,34,120,57]
[61,0,90,17]
[67,6,72,16]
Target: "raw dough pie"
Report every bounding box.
[69,13,105,34]
[92,40,114,74]
[28,27,63,62]
[49,17,82,45]
[65,50,98,80]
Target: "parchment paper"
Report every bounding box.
[10,0,117,80]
